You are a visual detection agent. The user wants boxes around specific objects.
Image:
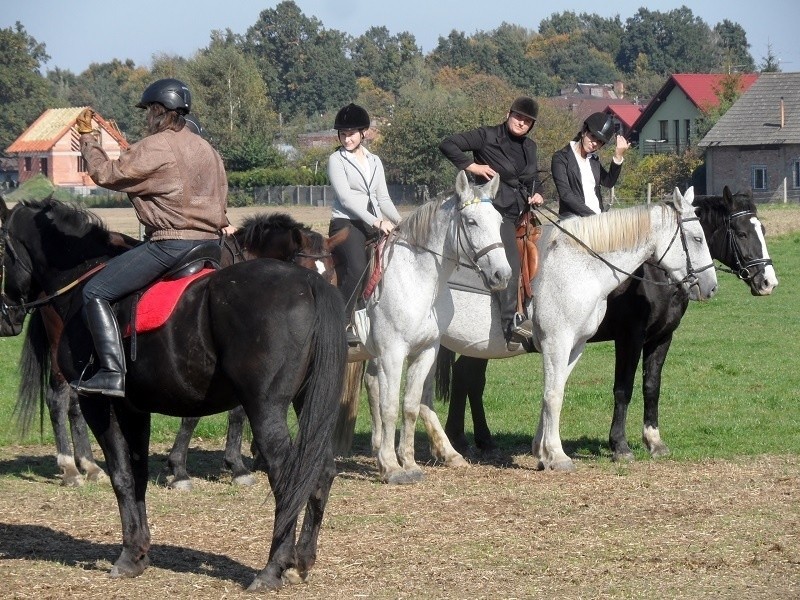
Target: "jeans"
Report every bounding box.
[83,239,208,304]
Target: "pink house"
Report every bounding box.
[5,107,129,189]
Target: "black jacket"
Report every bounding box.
[439,123,542,216]
[551,142,622,219]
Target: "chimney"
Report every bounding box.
[781,97,785,128]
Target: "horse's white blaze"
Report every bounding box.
[314,259,325,275]
[750,216,779,293]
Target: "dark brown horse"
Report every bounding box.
[2,197,347,590]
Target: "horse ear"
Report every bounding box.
[455,170,469,197]
[327,227,349,251]
[722,186,733,208]
[683,186,694,205]
[487,173,500,198]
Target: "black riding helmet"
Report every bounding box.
[136,78,192,114]
[334,103,370,130]
[509,96,539,121]
[584,112,615,144]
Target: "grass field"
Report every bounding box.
[0,206,797,599]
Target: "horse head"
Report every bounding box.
[0,197,37,335]
[696,186,778,296]
[453,171,510,292]
[658,187,717,301]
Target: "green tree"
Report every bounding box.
[0,22,52,152]
[350,27,423,95]
[713,20,755,72]
[759,43,781,73]
[184,30,279,167]
[618,7,721,76]
[243,0,355,119]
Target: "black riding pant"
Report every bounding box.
[328,218,373,317]
[496,212,521,328]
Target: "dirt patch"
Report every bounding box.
[0,444,797,599]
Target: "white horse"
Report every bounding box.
[356,187,717,473]
[361,170,511,484]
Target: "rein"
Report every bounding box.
[709,209,773,281]
[534,204,714,288]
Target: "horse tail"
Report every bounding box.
[272,273,347,541]
[332,361,364,456]
[435,346,455,404]
[14,311,49,437]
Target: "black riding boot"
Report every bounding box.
[72,298,126,397]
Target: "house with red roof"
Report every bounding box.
[5,107,129,190]
[630,73,759,155]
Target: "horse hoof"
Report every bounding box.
[611,451,635,463]
[444,454,470,468]
[109,553,149,578]
[384,469,425,485]
[168,478,193,491]
[61,474,85,487]
[649,443,670,458]
[282,567,309,585]
[232,473,257,486]
[85,469,109,484]
[247,574,282,591]
[537,459,576,472]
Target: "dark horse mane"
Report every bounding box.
[693,188,757,233]
[236,212,326,255]
[18,196,109,235]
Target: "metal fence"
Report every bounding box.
[232,184,424,207]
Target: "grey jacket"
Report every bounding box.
[328,146,401,225]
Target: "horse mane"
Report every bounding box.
[550,204,653,253]
[18,196,108,236]
[237,212,308,248]
[396,197,444,247]
[693,189,756,233]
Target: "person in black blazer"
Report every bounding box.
[552,112,630,219]
[440,97,544,349]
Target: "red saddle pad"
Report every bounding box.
[125,268,215,336]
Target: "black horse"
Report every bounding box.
[438,188,778,460]
[165,213,342,490]
[11,212,340,490]
[0,197,347,590]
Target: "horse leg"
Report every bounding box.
[443,355,472,454]
[364,359,383,457]
[419,364,469,468]
[166,417,198,490]
[45,380,84,486]
[288,447,337,584]
[246,401,301,590]
[64,384,107,483]
[641,334,674,458]
[395,349,437,482]
[223,406,256,486]
[79,398,153,578]
[533,340,582,472]
[373,352,409,484]
[464,357,495,451]
[608,336,643,462]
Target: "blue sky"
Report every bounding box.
[3,0,798,75]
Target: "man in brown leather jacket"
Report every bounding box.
[72,78,229,397]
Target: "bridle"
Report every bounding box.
[709,209,773,282]
[453,195,505,280]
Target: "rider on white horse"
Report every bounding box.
[439,97,545,350]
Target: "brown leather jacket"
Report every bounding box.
[81,127,228,241]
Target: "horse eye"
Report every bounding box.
[694,236,704,243]
[736,231,748,239]
[467,218,478,226]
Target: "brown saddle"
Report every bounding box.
[515,211,542,313]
